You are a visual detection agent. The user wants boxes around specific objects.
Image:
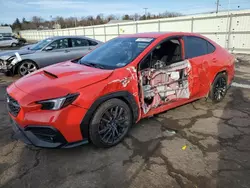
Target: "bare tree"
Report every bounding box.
[13,10,183,30]
[32,16,43,27]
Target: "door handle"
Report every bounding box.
[65,49,70,53]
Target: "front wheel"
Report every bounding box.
[208,73,228,103]
[89,98,132,148]
[18,61,38,76]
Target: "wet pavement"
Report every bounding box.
[1,54,250,188]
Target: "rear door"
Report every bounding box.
[183,36,211,98]
[67,38,99,60]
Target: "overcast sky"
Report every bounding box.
[1,0,250,24]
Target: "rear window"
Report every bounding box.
[184,36,207,58]
[89,40,98,46]
[207,42,215,54]
[3,37,12,40]
[71,38,89,47]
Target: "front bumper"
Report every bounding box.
[0,56,21,72]
[0,60,9,72]
[7,82,90,148]
[10,117,88,148]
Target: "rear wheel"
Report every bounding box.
[18,61,38,76]
[208,73,228,103]
[11,43,17,47]
[89,99,132,148]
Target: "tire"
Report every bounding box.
[208,73,228,103]
[11,43,17,47]
[89,98,132,148]
[18,60,38,77]
[4,70,13,77]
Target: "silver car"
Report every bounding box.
[0,37,19,47]
[0,36,103,76]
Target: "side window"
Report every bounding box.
[71,38,89,47]
[88,40,98,46]
[184,36,207,58]
[48,38,69,50]
[3,38,11,41]
[207,42,215,54]
[140,53,152,70]
[139,38,183,70]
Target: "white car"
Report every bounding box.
[0,37,19,47]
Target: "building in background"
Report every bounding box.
[0,26,13,38]
[53,23,61,29]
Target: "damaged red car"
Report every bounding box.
[7,32,235,148]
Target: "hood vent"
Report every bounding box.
[43,70,58,78]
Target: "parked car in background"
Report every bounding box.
[0,36,103,76]
[6,32,235,148]
[0,37,19,47]
[13,36,27,46]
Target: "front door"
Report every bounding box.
[38,38,71,67]
[138,37,192,115]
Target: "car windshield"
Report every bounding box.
[79,37,154,69]
[30,38,53,51]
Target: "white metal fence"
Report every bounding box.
[20,9,250,54]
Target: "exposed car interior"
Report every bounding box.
[139,38,190,114]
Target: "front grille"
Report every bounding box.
[7,94,21,117]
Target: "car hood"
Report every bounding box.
[0,49,35,59]
[14,61,113,100]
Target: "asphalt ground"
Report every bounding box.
[0,54,250,188]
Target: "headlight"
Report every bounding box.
[37,93,79,110]
[6,56,16,65]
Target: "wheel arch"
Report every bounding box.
[211,69,228,85]
[80,91,139,139]
[13,59,39,74]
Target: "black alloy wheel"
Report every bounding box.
[209,73,228,103]
[98,105,129,144]
[89,99,132,148]
[214,77,227,101]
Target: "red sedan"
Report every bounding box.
[6,32,235,148]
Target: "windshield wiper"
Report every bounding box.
[80,61,105,69]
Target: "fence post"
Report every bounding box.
[191,17,194,32]
[93,27,95,39]
[227,14,233,50]
[136,22,138,33]
[158,20,161,32]
[117,24,120,36]
[104,25,107,42]
[83,27,85,36]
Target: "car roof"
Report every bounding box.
[46,36,102,43]
[119,32,204,39]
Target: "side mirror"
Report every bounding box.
[44,46,53,51]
